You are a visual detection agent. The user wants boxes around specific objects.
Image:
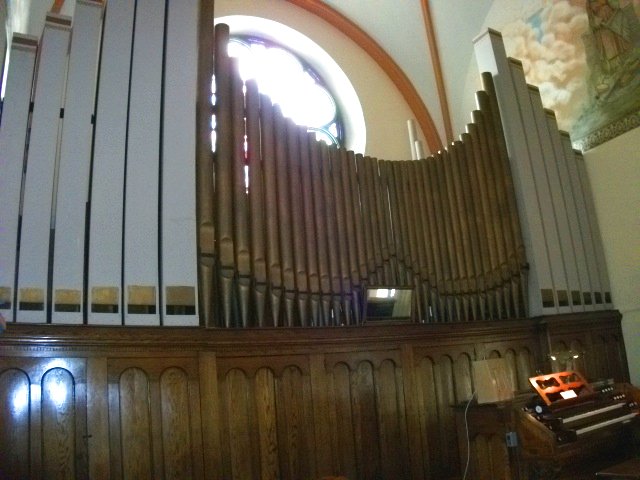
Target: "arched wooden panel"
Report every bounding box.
[0,369,30,479]
[592,335,610,381]
[516,348,535,390]
[488,433,510,480]
[275,365,315,479]
[416,356,438,476]
[472,434,491,480]
[350,360,381,479]
[222,368,256,479]
[434,355,458,475]
[160,367,194,480]
[42,368,76,480]
[468,432,511,480]
[503,349,519,393]
[454,352,473,403]
[374,359,410,479]
[329,362,358,480]
[119,368,153,479]
[605,334,625,382]
[255,367,280,480]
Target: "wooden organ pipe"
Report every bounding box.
[203,23,531,327]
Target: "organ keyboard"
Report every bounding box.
[516,372,640,479]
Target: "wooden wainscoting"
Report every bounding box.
[0,311,627,480]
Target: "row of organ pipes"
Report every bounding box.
[200,24,528,327]
[0,3,612,328]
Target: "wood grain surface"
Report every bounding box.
[0,310,628,479]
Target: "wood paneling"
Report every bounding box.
[107,357,203,480]
[161,368,195,479]
[42,368,77,480]
[118,368,153,479]
[0,369,30,479]
[0,310,628,479]
[0,357,87,479]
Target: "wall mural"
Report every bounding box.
[502,0,640,150]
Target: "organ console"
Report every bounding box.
[515,372,640,479]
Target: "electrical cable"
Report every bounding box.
[462,390,477,480]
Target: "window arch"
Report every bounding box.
[228,34,343,147]
[215,15,366,153]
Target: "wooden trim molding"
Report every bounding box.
[420,0,453,143]
[0,311,627,479]
[287,0,443,153]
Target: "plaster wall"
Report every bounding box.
[584,127,640,385]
